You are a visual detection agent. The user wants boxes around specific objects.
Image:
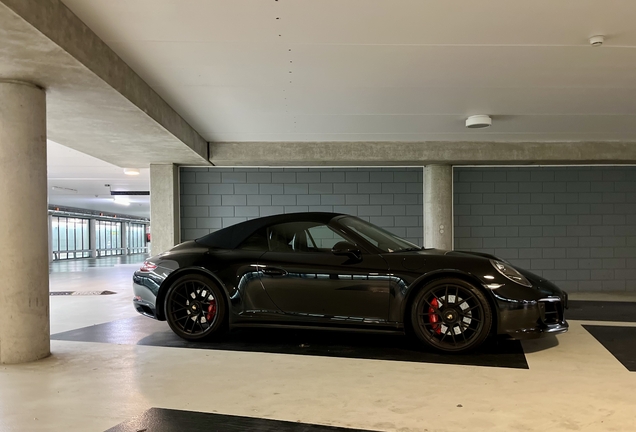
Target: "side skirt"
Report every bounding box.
[230,322,404,335]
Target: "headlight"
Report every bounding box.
[489,260,532,287]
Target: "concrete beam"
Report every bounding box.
[210,141,636,166]
[0,0,209,167]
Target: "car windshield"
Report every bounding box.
[339,217,421,253]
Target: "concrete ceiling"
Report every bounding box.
[47,141,150,217]
[0,0,208,167]
[60,0,636,142]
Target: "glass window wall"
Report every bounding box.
[127,223,147,254]
[96,220,123,256]
[51,217,90,260]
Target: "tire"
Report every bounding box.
[164,273,226,341]
[410,278,492,353]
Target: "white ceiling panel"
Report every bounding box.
[285,45,636,89]
[156,86,636,116]
[64,0,636,46]
[105,42,636,89]
[198,113,636,135]
[61,0,636,142]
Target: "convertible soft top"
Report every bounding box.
[195,212,344,249]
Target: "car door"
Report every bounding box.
[257,221,391,322]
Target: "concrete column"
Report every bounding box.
[150,164,180,256]
[424,165,453,250]
[0,81,50,364]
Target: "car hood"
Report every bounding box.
[402,249,565,298]
[445,250,501,261]
[391,249,502,261]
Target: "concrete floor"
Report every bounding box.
[1,257,635,431]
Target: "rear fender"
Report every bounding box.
[155,267,228,321]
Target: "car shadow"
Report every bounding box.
[518,335,560,354]
[54,316,529,369]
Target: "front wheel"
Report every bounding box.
[410,278,492,353]
[165,274,226,341]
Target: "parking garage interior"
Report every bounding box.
[1,1,636,431]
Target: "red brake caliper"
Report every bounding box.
[206,298,217,322]
[428,298,442,334]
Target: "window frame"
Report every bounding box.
[237,220,368,254]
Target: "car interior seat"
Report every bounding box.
[291,230,309,252]
[268,228,293,252]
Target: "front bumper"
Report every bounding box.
[133,272,160,319]
[506,320,569,339]
[497,295,569,339]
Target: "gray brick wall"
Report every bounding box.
[181,167,424,246]
[454,167,636,292]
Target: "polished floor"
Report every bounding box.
[0,257,636,431]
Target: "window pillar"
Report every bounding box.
[121,222,129,255]
[47,215,54,263]
[89,219,97,258]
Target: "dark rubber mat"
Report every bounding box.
[49,290,116,296]
[53,316,528,369]
[106,408,376,432]
[567,301,636,322]
[583,325,636,372]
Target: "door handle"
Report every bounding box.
[262,267,288,276]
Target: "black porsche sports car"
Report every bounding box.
[133,212,568,353]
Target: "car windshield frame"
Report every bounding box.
[335,216,421,253]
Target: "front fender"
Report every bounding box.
[396,268,500,330]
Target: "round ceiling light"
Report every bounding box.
[113,196,131,206]
[589,35,604,46]
[124,168,140,176]
[465,115,492,129]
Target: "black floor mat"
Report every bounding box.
[53,316,528,369]
[583,325,636,372]
[106,408,376,432]
[567,301,636,322]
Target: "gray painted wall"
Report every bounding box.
[181,167,424,246]
[454,167,636,292]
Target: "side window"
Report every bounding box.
[346,225,380,248]
[266,222,349,253]
[238,229,269,251]
[305,225,347,250]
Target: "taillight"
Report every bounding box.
[139,261,157,272]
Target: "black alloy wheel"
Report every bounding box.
[410,278,492,353]
[165,274,226,341]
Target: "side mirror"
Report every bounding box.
[331,241,361,260]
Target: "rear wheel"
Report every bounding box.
[410,278,492,353]
[165,274,226,341]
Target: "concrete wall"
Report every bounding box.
[454,166,636,292]
[180,167,423,246]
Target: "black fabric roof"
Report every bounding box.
[195,212,344,249]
